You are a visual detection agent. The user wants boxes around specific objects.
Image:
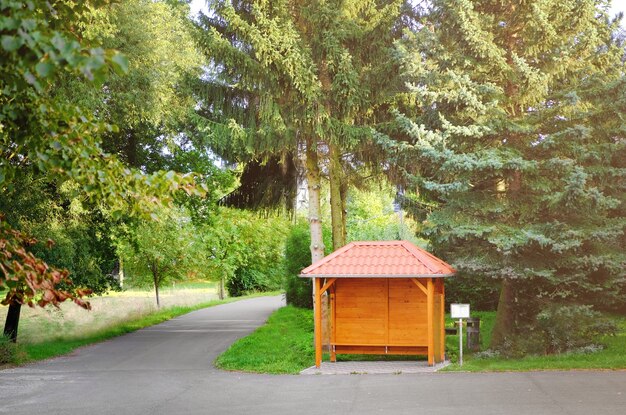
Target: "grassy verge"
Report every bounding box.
[443,312,626,371]
[6,291,282,366]
[216,305,314,374]
[215,306,626,374]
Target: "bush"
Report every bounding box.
[0,335,18,365]
[284,221,314,308]
[205,209,290,297]
[283,220,331,308]
[494,304,618,357]
[227,269,275,297]
[536,304,617,354]
[445,272,500,311]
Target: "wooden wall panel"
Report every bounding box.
[333,278,434,351]
[335,279,387,345]
[389,278,427,345]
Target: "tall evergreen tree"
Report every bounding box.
[377,0,626,350]
[196,0,412,257]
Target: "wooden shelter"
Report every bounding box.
[300,241,455,367]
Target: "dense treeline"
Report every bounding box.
[2,0,625,357]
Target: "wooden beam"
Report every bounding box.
[439,279,446,363]
[320,278,337,295]
[330,284,336,362]
[314,277,323,368]
[427,278,434,366]
[411,278,428,295]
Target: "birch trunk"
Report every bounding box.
[306,138,325,263]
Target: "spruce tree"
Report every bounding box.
[196,0,412,256]
[378,0,626,350]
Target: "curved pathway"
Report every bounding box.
[1,295,624,414]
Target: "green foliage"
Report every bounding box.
[117,208,205,304]
[284,222,314,308]
[202,208,290,297]
[60,0,206,171]
[197,1,412,235]
[444,273,500,312]
[345,183,423,244]
[0,334,17,364]
[0,174,119,295]
[378,0,626,348]
[215,306,314,374]
[283,219,332,308]
[0,0,200,214]
[536,305,617,355]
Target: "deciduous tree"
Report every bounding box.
[1,0,203,339]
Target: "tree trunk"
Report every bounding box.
[3,303,21,342]
[306,138,325,263]
[491,170,522,348]
[153,271,161,308]
[329,142,346,250]
[490,279,516,349]
[219,275,225,300]
[340,180,348,244]
[124,129,139,167]
[119,257,124,289]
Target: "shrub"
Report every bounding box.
[206,209,290,297]
[493,304,618,357]
[444,272,500,311]
[284,221,314,308]
[227,269,275,297]
[536,304,617,354]
[283,220,331,308]
[0,335,18,365]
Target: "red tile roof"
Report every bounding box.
[300,241,455,278]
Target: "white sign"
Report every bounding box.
[451,303,470,319]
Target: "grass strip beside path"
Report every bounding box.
[216,306,314,374]
[14,291,282,365]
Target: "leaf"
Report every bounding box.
[1,17,21,30]
[110,52,129,75]
[35,61,55,78]
[23,70,41,91]
[1,35,22,51]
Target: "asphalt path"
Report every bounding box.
[1,295,625,415]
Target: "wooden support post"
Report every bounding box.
[330,284,336,362]
[314,277,323,368]
[439,279,446,363]
[427,278,434,366]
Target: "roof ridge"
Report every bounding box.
[400,241,440,273]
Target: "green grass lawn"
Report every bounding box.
[215,306,314,374]
[216,306,626,374]
[443,312,626,372]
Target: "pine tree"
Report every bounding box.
[378,0,626,350]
